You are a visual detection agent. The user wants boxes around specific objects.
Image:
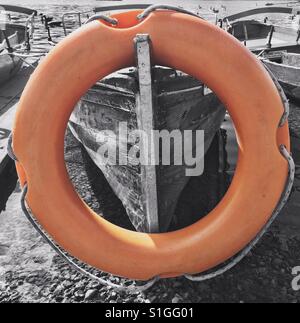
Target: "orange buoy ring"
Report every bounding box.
[12,9,291,280]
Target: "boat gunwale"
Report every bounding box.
[223,6,299,23]
[263,57,300,87]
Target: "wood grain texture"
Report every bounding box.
[70,66,225,232]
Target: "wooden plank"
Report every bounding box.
[282,52,300,66]
[70,87,226,232]
[134,34,159,233]
[263,59,300,87]
[250,42,300,54]
[273,25,299,39]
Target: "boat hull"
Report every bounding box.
[69,67,225,232]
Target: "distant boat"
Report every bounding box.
[222,6,300,101]
[0,5,37,85]
[222,6,300,50]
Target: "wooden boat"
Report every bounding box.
[57,4,224,233]
[222,7,300,101]
[69,66,225,233]
[263,52,300,101]
[221,6,300,53]
[0,5,37,85]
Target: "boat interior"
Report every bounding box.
[0,24,26,53]
[222,6,300,51]
[0,4,37,51]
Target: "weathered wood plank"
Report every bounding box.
[223,6,298,22]
[282,52,300,67]
[264,59,300,87]
[70,63,226,232]
[135,34,159,233]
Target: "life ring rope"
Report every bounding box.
[185,63,295,281]
[85,4,204,27]
[263,63,289,127]
[17,184,158,292]
[185,144,295,281]
[84,14,118,26]
[8,135,159,291]
[136,4,203,21]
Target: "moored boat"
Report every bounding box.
[221,6,300,52]
[47,4,226,233]
[69,66,225,233]
[221,6,300,101]
[263,52,300,101]
[0,5,37,85]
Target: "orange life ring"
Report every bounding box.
[12,9,290,280]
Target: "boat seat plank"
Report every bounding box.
[283,52,300,67]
